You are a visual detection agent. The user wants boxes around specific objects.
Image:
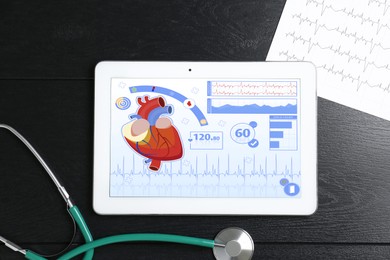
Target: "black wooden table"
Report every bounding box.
[1,1,390,259]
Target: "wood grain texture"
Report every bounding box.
[0,0,285,78]
[2,243,390,259]
[1,81,390,255]
[1,0,390,258]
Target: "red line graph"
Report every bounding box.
[209,81,297,97]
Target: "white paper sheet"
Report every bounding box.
[267,0,390,121]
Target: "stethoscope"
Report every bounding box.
[0,124,254,260]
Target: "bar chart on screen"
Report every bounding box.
[269,116,298,151]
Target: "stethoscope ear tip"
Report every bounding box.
[213,227,254,260]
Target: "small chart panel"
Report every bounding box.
[269,115,297,151]
[207,80,298,97]
[207,98,297,114]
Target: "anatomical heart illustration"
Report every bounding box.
[122,95,183,171]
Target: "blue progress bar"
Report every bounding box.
[270,121,292,129]
[270,141,280,148]
[270,115,297,120]
[270,131,284,138]
[207,81,212,96]
[129,85,208,126]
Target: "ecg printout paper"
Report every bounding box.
[267,0,390,121]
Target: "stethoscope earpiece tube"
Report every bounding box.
[0,124,95,260]
[0,124,72,206]
[0,124,254,260]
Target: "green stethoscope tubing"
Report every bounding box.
[0,124,94,260]
[25,233,214,260]
[0,124,217,260]
[23,205,214,260]
[68,206,94,260]
[20,206,96,260]
[59,234,214,260]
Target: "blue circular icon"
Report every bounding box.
[230,123,255,144]
[115,97,131,110]
[284,183,300,196]
[280,178,289,186]
[249,121,257,128]
[248,138,259,148]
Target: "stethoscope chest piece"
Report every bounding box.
[213,227,254,260]
[0,124,256,260]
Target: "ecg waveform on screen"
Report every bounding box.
[209,81,297,97]
[112,154,300,178]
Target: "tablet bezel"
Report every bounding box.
[94,61,317,215]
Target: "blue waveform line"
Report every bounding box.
[208,104,297,114]
[111,154,301,178]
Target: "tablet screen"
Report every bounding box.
[110,78,301,198]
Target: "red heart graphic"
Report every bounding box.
[122,96,183,171]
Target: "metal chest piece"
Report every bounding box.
[213,227,254,260]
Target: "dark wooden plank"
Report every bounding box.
[2,0,390,258]
[0,80,94,243]
[2,243,390,259]
[1,80,390,250]
[0,0,286,79]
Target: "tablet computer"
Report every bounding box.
[94,61,317,215]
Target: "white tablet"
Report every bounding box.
[94,61,317,215]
